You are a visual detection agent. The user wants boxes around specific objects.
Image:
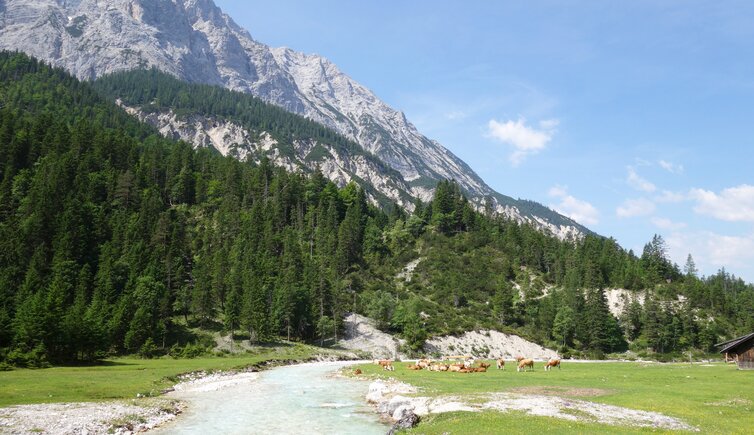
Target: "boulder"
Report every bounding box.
[366,380,389,403]
[387,411,420,435]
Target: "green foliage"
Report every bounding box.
[0,52,751,367]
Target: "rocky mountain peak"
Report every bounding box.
[0,0,591,238]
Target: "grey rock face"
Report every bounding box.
[0,0,588,236]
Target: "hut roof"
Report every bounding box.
[718,332,754,354]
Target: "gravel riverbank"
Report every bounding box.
[0,399,183,435]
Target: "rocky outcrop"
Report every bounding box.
[119,104,415,207]
[0,0,590,238]
[338,313,407,360]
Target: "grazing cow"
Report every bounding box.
[515,355,525,363]
[417,359,431,369]
[407,364,422,370]
[478,362,491,369]
[517,358,534,372]
[354,368,362,375]
[496,358,506,370]
[544,358,561,371]
[377,360,394,371]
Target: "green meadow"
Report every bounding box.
[356,360,753,434]
[0,343,329,407]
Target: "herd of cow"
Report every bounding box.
[373,356,561,373]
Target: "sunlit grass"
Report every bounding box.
[356,360,754,433]
[0,343,330,406]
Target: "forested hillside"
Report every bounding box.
[93,68,414,209]
[1,53,752,367]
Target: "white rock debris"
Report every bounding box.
[367,380,697,432]
[424,330,559,360]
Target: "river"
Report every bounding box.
[154,361,389,435]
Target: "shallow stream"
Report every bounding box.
[155,361,388,435]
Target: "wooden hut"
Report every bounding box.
[717,333,754,370]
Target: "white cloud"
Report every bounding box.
[548,185,600,225]
[616,198,656,218]
[539,119,560,130]
[689,184,754,222]
[659,160,684,174]
[444,110,468,121]
[626,167,656,192]
[655,190,687,203]
[487,117,557,166]
[666,231,754,277]
[650,217,687,231]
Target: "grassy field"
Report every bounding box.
[0,343,333,407]
[355,360,753,434]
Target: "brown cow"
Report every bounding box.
[496,358,506,370]
[517,358,534,372]
[544,358,561,371]
[438,364,449,372]
[478,362,491,369]
[515,355,525,363]
[407,364,422,370]
[417,359,432,369]
[474,366,487,373]
[377,360,394,371]
[448,364,462,372]
[354,368,362,375]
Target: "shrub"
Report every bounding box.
[138,338,159,359]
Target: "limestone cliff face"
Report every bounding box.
[0,0,589,237]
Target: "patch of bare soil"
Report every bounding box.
[508,386,612,397]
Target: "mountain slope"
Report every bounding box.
[0,0,590,237]
[94,68,416,208]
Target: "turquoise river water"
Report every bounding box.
[155,361,389,435]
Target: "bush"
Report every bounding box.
[138,338,159,359]
[6,344,50,368]
[178,343,209,359]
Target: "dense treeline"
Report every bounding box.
[1,53,752,367]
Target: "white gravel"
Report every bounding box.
[338,313,407,359]
[0,399,182,435]
[424,330,558,360]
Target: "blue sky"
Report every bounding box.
[216,0,754,282]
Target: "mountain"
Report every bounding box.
[0,0,589,238]
[93,68,417,209]
[1,52,749,368]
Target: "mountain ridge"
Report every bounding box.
[0,0,590,238]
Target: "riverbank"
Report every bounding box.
[0,344,357,434]
[356,360,753,434]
